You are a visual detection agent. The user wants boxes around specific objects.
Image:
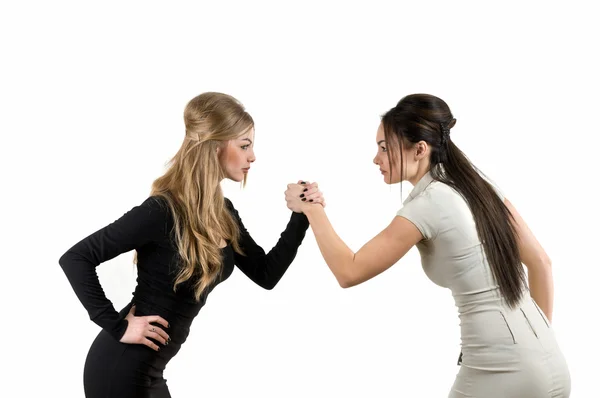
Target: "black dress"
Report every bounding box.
[59,196,310,397]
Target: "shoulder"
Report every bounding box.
[130,195,172,224]
[396,182,448,240]
[224,197,237,213]
[398,187,439,217]
[142,195,169,212]
[223,197,241,219]
[429,180,463,203]
[406,180,451,207]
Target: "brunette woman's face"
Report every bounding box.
[373,123,402,184]
[373,123,427,184]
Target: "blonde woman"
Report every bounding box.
[286,94,570,397]
[59,92,324,398]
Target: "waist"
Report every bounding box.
[457,295,554,347]
[122,292,205,344]
[114,302,193,376]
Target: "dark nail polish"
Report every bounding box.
[300,182,306,184]
[309,199,313,202]
[302,198,306,201]
[303,188,308,192]
[300,194,305,198]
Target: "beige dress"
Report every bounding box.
[396,171,571,397]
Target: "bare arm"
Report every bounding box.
[302,205,422,288]
[505,198,554,322]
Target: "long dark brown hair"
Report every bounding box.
[381,94,526,308]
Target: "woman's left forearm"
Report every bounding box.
[528,266,554,323]
[233,210,309,290]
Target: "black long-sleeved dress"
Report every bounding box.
[59,196,310,397]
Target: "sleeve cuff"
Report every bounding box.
[108,318,129,341]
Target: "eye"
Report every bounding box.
[241,145,249,150]
[380,146,387,152]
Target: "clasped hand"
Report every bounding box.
[285,180,325,213]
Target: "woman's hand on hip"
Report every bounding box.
[119,305,170,351]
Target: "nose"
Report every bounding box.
[373,154,379,165]
[249,149,256,163]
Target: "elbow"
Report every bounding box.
[59,249,82,271]
[58,251,70,269]
[332,260,358,289]
[260,279,278,291]
[534,254,552,271]
[336,272,357,289]
[542,255,552,268]
[338,279,353,289]
[526,255,552,275]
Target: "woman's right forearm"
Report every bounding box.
[302,205,356,287]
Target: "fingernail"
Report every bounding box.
[300,182,306,184]
[302,198,306,201]
[303,188,308,192]
[300,194,305,198]
[309,199,313,202]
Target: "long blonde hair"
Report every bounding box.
[143,92,253,301]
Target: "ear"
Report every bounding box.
[414,141,428,159]
[216,141,226,155]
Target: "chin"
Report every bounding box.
[384,176,400,185]
[226,174,244,183]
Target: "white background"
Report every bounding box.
[1,1,598,397]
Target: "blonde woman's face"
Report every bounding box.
[218,127,256,182]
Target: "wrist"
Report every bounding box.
[302,203,322,216]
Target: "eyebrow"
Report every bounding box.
[377,140,386,145]
[241,138,253,144]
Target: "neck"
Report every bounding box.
[407,160,431,186]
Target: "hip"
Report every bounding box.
[459,296,558,351]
